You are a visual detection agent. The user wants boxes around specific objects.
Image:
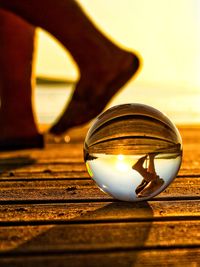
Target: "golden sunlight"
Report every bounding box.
[34,0,200,125]
[36,0,200,89]
[115,155,130,173]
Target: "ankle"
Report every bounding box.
[81,51,139,91]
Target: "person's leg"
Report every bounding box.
[0,9,43,150]
[137,153,164,198]
[0,0,140,134]
[147,153,159,177]
[132,155,149,179]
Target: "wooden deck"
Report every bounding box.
[0,125,200,266]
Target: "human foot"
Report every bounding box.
[137,178,164,198]
[0,1,141,135]
[135,179,148,195]
[50,51,140,135]
[132,155,147,172]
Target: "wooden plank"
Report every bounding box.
[0,169,198,180]
[0,170,198,180]
[0,200,200,223]
[0,157,84,164]
[0,168,199,179]
[0,146,199,178]
[0,154,196,170]
[1,248,200,267]
[0,144,193,164]
[179,169,200,176]
[0,163,87,173]
[0,221,200,253]
[0,172,89,180]
[0,145,199,177]
[0,127,198,178]
[178,126,200,142]
[0,166,199,178]
[0,144,84,160]
[0,125,197,163]
[0,124,199,267]
[0,178,199,202]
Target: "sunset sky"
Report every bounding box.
[34,0,200,124]
[35,0,200,90]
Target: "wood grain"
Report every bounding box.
[0,249,200,267]
[0,200,200,223]
[0,221,200,253]
[0,125,199,266]
[0,177,200,202]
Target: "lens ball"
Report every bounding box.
[84,103,182,201]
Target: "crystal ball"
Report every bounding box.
[84,104,182,201]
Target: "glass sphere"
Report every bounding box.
[84,104,182,201]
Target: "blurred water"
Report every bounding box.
[35,83,200,125]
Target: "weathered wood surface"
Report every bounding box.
[0,200,199,223]
[0,177,199,203]
[1,249,200,267]
[0,125,200,266]
[1,221,200,252]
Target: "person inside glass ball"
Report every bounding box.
[132,153,164,198]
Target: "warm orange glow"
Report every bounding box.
[34,0,200,125]
[36,0,200,90]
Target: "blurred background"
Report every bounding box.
[34,0,200,126]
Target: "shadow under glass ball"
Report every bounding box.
[84,103,182,201]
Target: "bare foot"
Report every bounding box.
[135,178,148,195]
[132,155,147,172]
[50,50,140,135]
[137,178,164,198]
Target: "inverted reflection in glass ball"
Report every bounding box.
[84,104,182,201]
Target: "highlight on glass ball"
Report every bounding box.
[84,103,182,202]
